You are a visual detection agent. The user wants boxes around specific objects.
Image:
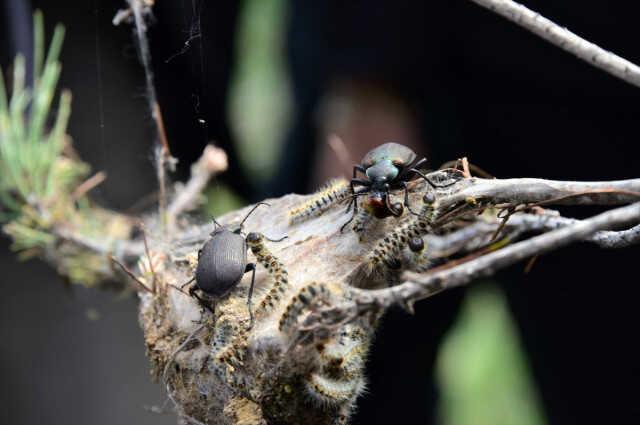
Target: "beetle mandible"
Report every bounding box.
[183,202,287,324]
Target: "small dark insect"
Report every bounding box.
[183,202,287,324]
[341,142,441,232]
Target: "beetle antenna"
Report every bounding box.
[410,168,458,188]
[264,235,288,243]
[240,202,270,228]
[180,276,196,289]
[212,217,222,229]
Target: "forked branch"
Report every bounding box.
[305,201,640,329]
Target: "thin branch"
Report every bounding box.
[425,221,508,256]
[126,0,170,156]
[505,213,640,249]
[308,202,640,328]
[54,226,143,260]
[426,212,640,255]
[124,0,177,231]
[167,145,228,227]
[110,255,153,293]
[112,0,154,26]
[168,176,640,251]
[139,222,157,293]
[469,0,640,88]
[71,171,107,200]
[438,177,640,210]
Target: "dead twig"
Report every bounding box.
[139,222,157,293]
[167,145,228,230]
[71,171,107,200]
[123,0,177,230]
[469,0,640,87]
[439,177,640,211]
[110,255,153,293]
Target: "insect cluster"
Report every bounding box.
[165,142,455,424]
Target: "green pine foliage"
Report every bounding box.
[0,11,85,221]
[0,11,114,284]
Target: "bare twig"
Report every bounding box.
[71,171,107,200]
[126,0,170,156]
[461,157,471,178]
[439,177,640,210]
[424,212,640,256]
[125,0,177,229]
[54,226,143,260]
[155,146,169,229]
[439,159,494,179]
[110,255,153,293]
[505,213,640,249]
[469,0,640,88]
[139,222,157,293]
[167,145,228,228]
[112,0,153,26]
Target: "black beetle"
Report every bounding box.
[341,142,434,231]
[184,202,286,324]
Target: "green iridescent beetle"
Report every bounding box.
[342,142,436,231]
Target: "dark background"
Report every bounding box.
[2,1,640,424]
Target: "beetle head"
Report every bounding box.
[246,232,262,243]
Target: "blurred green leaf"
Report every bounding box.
[228,0,292,181]
[204,182,245,218]
[437,284,547,425]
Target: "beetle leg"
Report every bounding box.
[396,157,427,181]
[264,234,288,242]
[341,195,361,233]
[348,179,370,211]
[345,196,354,215]
[188,285,214,314]
[245,263,257,328]
[340,209,357,233]
[383,184,402,217]
[353,164,366,179]
[342,184,360,231]
[342,183,369,232]
[410,168,457,188]
[180,276,195,289]
[351,178,370,187]
[401,181,421,216]
[345,191,368,215]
